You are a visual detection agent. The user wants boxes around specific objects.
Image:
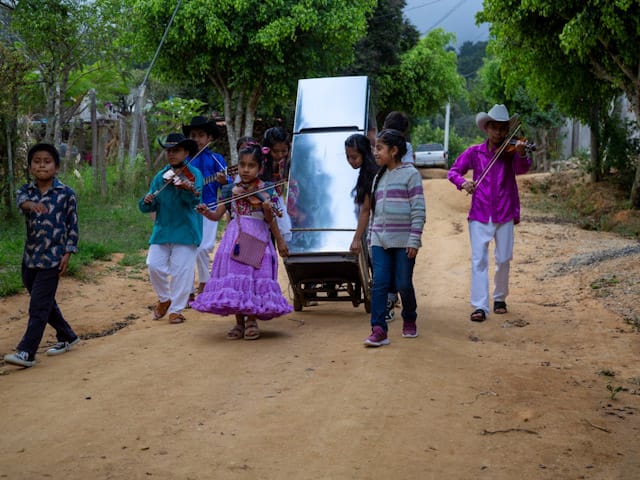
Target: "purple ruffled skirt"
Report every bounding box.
[190,215,292,320]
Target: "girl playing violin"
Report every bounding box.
[447,104,531,323]
[191,143,292,340]
[260,127,293,242]
[139,133,203,324]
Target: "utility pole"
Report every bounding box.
[444,101,451,161]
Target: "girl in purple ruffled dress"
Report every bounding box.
[191,143,292,340]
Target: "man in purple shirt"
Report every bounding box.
[448,104,531,322]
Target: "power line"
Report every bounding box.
[424,0,469,34]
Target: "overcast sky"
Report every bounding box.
[403,0,489,47]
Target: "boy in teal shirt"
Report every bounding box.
[139,133,203,324]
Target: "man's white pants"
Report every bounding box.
[468,220,514,315]
[195,217,218,286]
[147,243,197,314]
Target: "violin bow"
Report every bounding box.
[474,122,522,188]
[201,180,288,211]
[150,144,208,198]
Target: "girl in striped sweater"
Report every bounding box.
[364,129,426,347]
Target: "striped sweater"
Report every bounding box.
[369,164,425,249]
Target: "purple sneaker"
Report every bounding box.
[364,326,390,347]
[402,321,418,338]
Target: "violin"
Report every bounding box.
[506,137,536,153]
[162,166,200,197]
[232,181,283,217]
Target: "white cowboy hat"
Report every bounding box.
[476,104,518,132]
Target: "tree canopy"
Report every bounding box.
[479,0,640,207]
[378,29,465,119]
[124,0,376,161]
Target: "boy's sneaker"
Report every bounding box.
[402,321,418,338]
[364,326,390,347]
[4,350,36,367]
[46,337,80,356]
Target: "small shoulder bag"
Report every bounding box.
[230,203,268,269]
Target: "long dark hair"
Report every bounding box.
[370,129,407,213]
[260,126,289,181]
[345,133,378,205]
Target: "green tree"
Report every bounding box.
[0,42,29,215]
[479,0,640,207]
[342,0,419,123]
[10,0,119,148]
[378,29,466,120]
[124,0,376,163]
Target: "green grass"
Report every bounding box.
[0,164,153,297]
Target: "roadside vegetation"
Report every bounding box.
[0,164,151,296]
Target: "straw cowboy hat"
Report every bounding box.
[476,104,518,132]
[157,133,198,157]
[182,115,221,138]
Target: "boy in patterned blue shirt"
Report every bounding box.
[4,143,80,368]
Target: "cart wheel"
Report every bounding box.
[364,297,371,313]
[293,294,303,312]
[352,283,361,308]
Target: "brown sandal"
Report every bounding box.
[153,300,171,320]
[470,309,486,322]
[494,301,508,314]
[226,324,245,340]
[168,312,186,324]
[244,319,260,340]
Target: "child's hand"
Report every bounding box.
[215,171,227,184]
[406,247,418,259]
[143,194,155,204]
[461,181,476,194]
[24,201,48,214]
[195,203,209,214]
[350,238,362,254]
[58,253,71,275]
[277,239,289,258]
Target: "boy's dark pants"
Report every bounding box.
[17,264,77,358]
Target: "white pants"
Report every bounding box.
[468,220,514,315]
[147,243,197,314]
[194,217,218,285]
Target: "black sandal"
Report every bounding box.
[494,301,508,314]
[470,309,486,322]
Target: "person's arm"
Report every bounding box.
[447,148,473,190]
[406,171,425,257]
[17,185,48,214]
[269,218,289,258]
[61,189,79,275]
[449,148,479,194]
[195,202,226,221]
[139,173,162,212]
[350,194,371,254]
[512,144,532,175]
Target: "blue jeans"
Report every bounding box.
[370,246,417,331]
[17,264,77,358]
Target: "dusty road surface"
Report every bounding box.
[1,173,639,480]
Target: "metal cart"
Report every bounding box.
[284,76,373,312]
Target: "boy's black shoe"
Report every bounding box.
[46,337,80,356]
[4,350,36,367]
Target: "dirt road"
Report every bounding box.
[1,174,639,480]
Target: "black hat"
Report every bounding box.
[157,133,198,157]
[182,116,220,138]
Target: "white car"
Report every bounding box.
[414,143,447,168]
